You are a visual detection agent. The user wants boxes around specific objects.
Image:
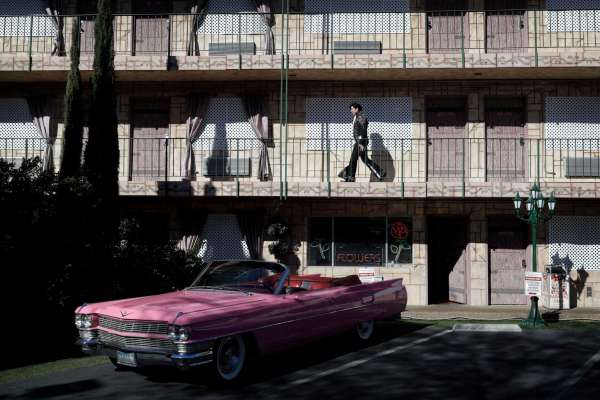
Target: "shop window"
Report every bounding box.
[546,1,600,32]
[0,0,56,37]
[308,217,413,266]
[304,0,410,34]
[544,97,600,149]
[549,216,600,271]
[305,97,412,151]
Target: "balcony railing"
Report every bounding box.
[3,137,600,188]
[1,9,600,60]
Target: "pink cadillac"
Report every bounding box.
[75,260,407,382]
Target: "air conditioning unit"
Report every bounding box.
[565,157,600,177]
[208,42,256,56]
[203,157,251,177]
[333,41,382,54]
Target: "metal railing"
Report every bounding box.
[3,137,600,187]
[1,10,600,60]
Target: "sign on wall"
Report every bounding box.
[387,218,412,265]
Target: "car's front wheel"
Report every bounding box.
[214,335,247,382]
[355,320,375,340]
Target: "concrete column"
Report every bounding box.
[467,91,486,182]
[468,209,488,305]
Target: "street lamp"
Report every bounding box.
[513,185,557,329]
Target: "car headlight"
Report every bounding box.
[75,314,96,329]
[168,325,191,342]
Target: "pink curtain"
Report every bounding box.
[253,0,275,55]
[184,93,210,178]
[243,96,271,180]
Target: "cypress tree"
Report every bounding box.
[83,0,120,241]
[59,18,83,179]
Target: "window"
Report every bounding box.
[546,1,600,32]
[545,97,600,149]
[198,214,251,261]
[304,0,410,34]
[0,98,44,149]
[0,0,56,37]
[308,217,413,266]
[193,97,260,151]
[305,97,412,151]
[549,216,600,271]
[198,0,266,35]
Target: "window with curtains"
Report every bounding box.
[192,97,261,151]
[308,217,413,267]
[544,97,600,149]
[546,0,600,32]
[549,216,600,271]
[305,97,413,151]
[198,0,266,35]
[198,214,251,261]
[0,98,45,149]
[304,0,411,34]
[0,0,56,37]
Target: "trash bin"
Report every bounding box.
[543,265,571,310]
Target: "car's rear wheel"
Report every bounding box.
[214,335,247,382]
[356,320,375,340]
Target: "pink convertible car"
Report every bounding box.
[75,260,407,381]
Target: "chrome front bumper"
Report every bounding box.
[79,337,213,369]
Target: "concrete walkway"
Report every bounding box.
[404,304,600,321]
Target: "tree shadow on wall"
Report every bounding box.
[550,253,589,307]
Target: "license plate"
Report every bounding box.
[116,350,137,367]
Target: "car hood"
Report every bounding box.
[79,290,266,323]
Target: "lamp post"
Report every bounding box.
[513,183,557,329]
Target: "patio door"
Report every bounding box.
[426,0,469,53]
[78,2,97,53]
[131,98,169,179]
[133,0,170,54]
[486,0,528,52]
[489,217,528,305]
[486,97,527,180]
[426,97,468,180]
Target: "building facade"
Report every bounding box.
[2,0,600,307]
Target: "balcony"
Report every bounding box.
[1,9,600,80]
[2,137,600,198]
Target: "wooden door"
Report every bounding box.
[428,217,468,304]
[489,217,528,305]
[133,0,170,55]
[486,0,528,52]
[131,99,169,179]
[486,97,527,180]
[427,97,468,181]
[426,0,469,53]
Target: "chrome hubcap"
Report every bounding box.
[357,320,374,340]
[217,336,245,380]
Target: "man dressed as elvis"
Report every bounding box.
[338,103,386,182]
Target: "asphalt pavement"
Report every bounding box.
[1,322,599,400]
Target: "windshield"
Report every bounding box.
[187,261,288,294]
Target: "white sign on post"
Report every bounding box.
[525,272,543,297]
[358,267,376,283]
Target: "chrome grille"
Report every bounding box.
[98,330,175,353]
[98,315,169,335]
